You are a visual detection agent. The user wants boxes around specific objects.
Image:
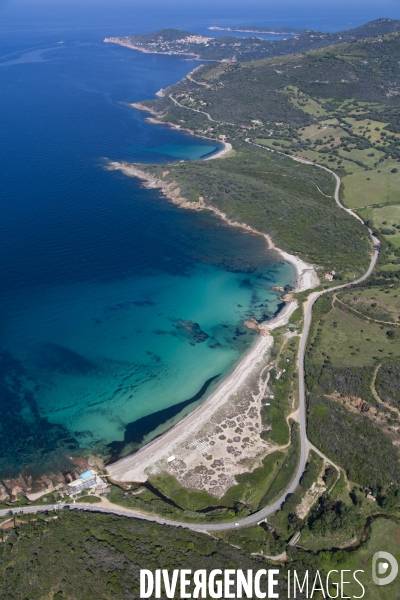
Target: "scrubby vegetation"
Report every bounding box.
[1,507,399,599]
[375,360,400,409]
[217,459,400,598]
[0,511,273,599]
[308,395,400,489]
[145,30,400,130]
[142,143,370,278]
[141,30,400,260]
[305,290,400,492]
[105,24,400,561]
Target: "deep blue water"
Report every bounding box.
[1,0,398,482]
[0,31,296,480]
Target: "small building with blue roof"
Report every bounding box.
[80,470,96,481]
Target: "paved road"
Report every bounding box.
[1,152,379,532]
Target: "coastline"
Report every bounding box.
[208,27,297,35]
[108,332,273,484]
[106,161,318,293]
[130,104,199,136]
[105,62,317,486]
[104,38,201,60]
[130,102,230,159]
[204,142,233,160]
[106,160,319,484]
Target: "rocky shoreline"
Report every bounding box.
[2,151,317,503]
[0,456,96,503]
[106,160,319,293]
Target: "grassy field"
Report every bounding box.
[254,137,293,150]
[148,475,218,511]
[338,147,385,168]
[322,518,400,600]
[307,302,400,368]
[360,204,400,248]
[283,86,328,116]
[339,285,400,322]
[342,117,395,142]
[254,137,366,174]
[302,149,364,172]
[299,121,343,142]
[342,159,400,208]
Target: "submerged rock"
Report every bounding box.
[244,316,270,336]
[173,319,210,345]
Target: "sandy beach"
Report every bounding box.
[107,299,305,486]
[204,142,233,160]
[106,160,319,484]
[129,101,231,160]
[108,333,274,483]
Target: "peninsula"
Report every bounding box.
[105,18,400,62]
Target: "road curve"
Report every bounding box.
[0,154,379,532]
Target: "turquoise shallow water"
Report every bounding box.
[4,252,294,458]
[0,32,296,479]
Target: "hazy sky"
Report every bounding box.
[2,0,400,16]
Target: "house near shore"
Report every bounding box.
[67,469,108,496]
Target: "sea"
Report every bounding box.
[1,0,399,483]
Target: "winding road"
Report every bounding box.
[0,146,379,533]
